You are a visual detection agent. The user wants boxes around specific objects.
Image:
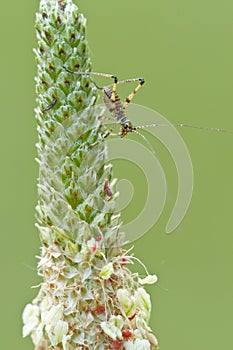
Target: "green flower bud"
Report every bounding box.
[135,288,151,322]
[117,288,136,317]
[139,274,158,285]
[99,262,114,280]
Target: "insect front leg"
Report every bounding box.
[87,123,118,150]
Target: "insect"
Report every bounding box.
[103,179,112,198]
[63,67,232,155]
[42,98,57,112]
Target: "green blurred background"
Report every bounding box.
[1,0,232,349]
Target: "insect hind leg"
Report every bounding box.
[122,77,145,108]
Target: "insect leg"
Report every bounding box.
[63,66,118,100]
[122,77,145,108]
[88,124,118,150]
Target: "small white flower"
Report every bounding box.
[46,320,68,346]
[134,338,151,349]
[124,339,151,350]
[135,288,151,322]
[138,274,158,285]
[62,333,72,350]
[35,224,53,244]
[22,304,40,337]
[42,304,63,324]
[63,265,79,279]
[100,315,124,340]
[31,324,43,345]
[22,319,39,338]
[22,304,39,324]
[146,332,159,348]
[82,266,92,282]
[133,329,142,339]
[111,315,124,329]
[117,288,136,317]
[124,340,134,350]
[135,315,151,337]
[99,262,114,279]
[86,237,97,252]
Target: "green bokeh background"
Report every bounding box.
[1,0,232,349]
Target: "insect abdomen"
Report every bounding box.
[103,89,126,122]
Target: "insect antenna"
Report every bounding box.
[136,123,233,134]
[132,129,157,158]
[132,122,233,159]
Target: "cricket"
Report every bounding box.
[63,66,232,156]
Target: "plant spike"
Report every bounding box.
[22,1,158,349]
